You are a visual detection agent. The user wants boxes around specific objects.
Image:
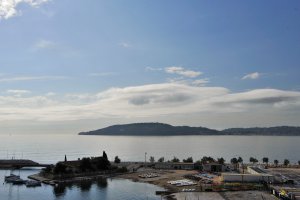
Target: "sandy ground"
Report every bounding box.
[117,169,200,192]
[266,167,300,185]
[171,191,278,200]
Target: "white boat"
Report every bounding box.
[26,180,42,187]
[4,174,20,183]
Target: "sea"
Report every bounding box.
[0,134,300,200]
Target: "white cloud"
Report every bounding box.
[165,66,202,78]
[45,92,56,96]
[145,67,163,71]
[119,42,131,48]
[0,82,300,123]
[0,0,50,20]
[192,78,210,86]
[88,72,115,77]
[34,39,56,49]
[0,75,67,82]
[6,89,31,97]
[242,72,260,80]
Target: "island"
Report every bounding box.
[78,122,300,136]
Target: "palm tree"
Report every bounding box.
[237,157,243,164]
[262,157,269,166]
[274,159,279,167]
[237,157,244,173]
[284,159,290,166]
[217,157,225,165]
[231,157,238,170]
[249,157,258,165]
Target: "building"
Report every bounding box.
[222,166,275,183]
[202,162,227,172]
[154,162,195,170]
[222,173,275,183]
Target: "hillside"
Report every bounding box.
[78,123,221,136]
[78,123,300,136]
[222,126,300,136]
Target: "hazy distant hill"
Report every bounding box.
[78,123,300,136]
[222,126,300,136]
[79,123,221,136]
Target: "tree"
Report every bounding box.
[231,158,238,164]
[231,158,238,170]
[201,156,215,164]
[171,157,180,162]
[217,157,225,165]
[274,159,279,166]
[284,159,290,166]
[114,156,121,163]
[103,151,108,161]
[249,157,258,164]
[237,157,243,164]
[298,160,300,165]
[80,157,92,172]
[149,156,155,163]
[64,155,67,162]
[54,162,67,174]
[183,157,193,163]
[262,157,269,166]
[158,157,164,162]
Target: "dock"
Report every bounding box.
[0,159,50,169]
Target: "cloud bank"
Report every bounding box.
[0,0,50,19]
[242,72,260,80]
[0,83,299,123]
[165,66,202,78]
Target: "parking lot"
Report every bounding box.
[266,168,300,186]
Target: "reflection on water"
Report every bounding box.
[0,169,161,200]
[53,184,66,197]
[53,178,108,197]
[96,178,108,188]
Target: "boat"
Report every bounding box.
[26,180,42,187]
[12,178,27,185]
[4,174,20,183]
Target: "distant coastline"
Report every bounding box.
[78,122,300,136]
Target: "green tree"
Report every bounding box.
[183,157,193,163]
[80,157,92,172]
[171,157,180,162]
[231,157,238,170]
[249,157,258,164]
[237,157,243,164]
[284,159,290,166]
[158,157,164,162]
[201,156,215,164]
[262,157,269,166]
[103,151,108,161]
[274,159,279,166]
[149,156,155,163]
[54,162,67,174]
[217,157,225,165]
[114,156,121,163]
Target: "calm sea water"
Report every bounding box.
[0,168,162,200]
[0,134,299,200]
[0,134,299,164]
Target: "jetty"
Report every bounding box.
[0,159,50,169]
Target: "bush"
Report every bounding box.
[114,156,121,163]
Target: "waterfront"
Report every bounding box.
[0,134,299,164]
[0,168,162,200]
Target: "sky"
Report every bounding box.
[0,0,300,134]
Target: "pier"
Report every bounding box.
[0,159,50,169]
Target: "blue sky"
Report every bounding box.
[0,0,300,134]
